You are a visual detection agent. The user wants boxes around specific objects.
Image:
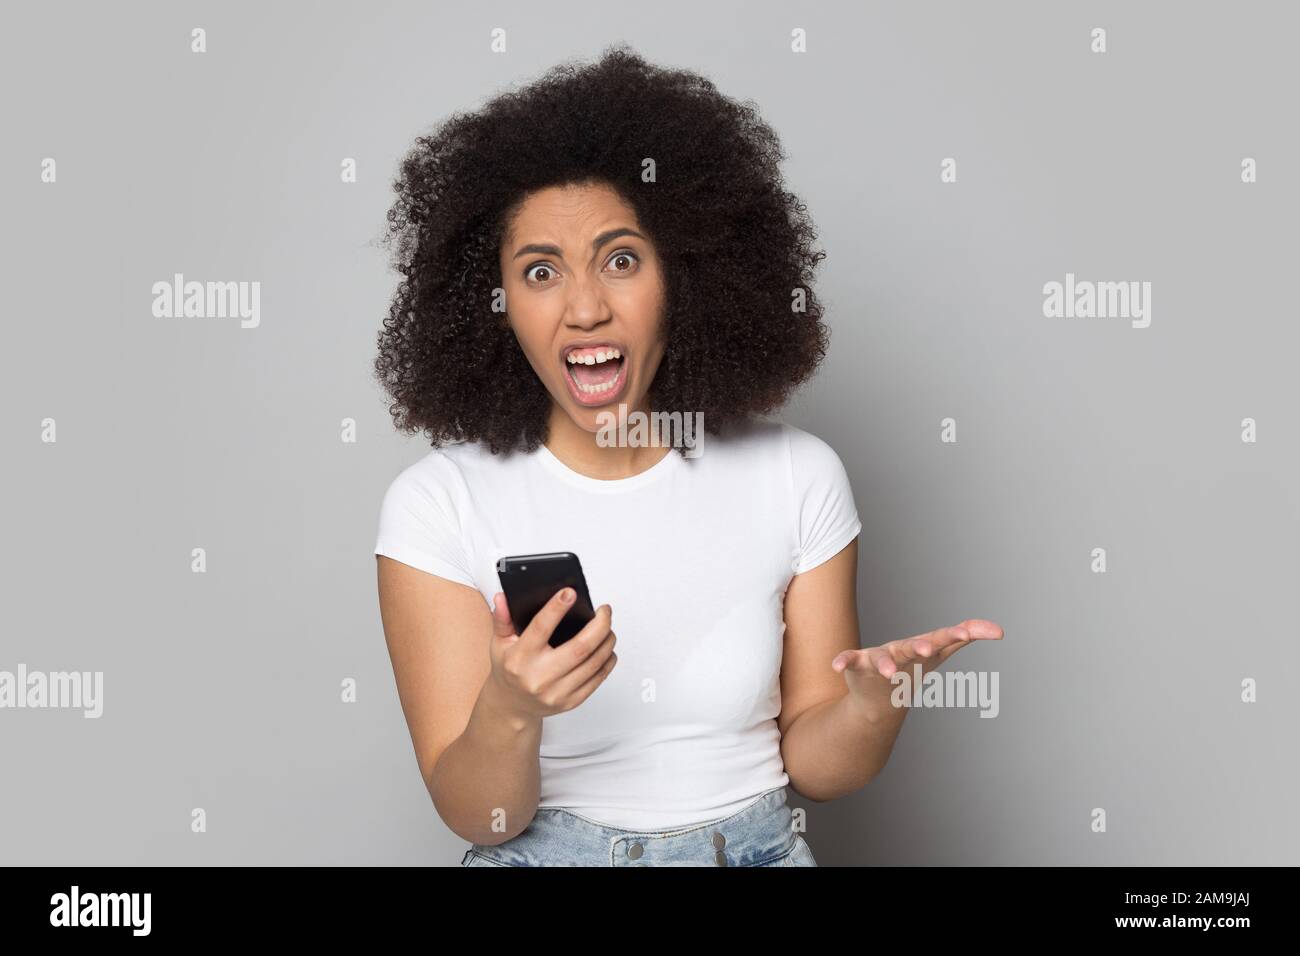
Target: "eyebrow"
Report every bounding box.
[511,227,648,261]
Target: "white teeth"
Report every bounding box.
[566,348,623,365]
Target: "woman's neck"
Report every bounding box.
[544,402,672,481]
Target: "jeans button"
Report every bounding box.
[714,850,728,866]
[712,832,726,849]
[627,842,643,860]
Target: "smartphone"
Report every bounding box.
[496,552,596,648]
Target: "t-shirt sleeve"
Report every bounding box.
[788,426,862,575]
[374,454,477,589]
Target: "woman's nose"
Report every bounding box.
[563,277,612,326]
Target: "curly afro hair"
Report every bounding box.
[375,43,830,455]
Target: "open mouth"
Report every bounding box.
[563,344,628,406]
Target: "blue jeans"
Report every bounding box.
[460,786,817,867]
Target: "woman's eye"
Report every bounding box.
[606,250,639,273]
[525,263,555,283]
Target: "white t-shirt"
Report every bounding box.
[374,417,861,829]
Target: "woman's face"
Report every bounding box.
[499,180,666,432]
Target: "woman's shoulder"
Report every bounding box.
[710,417,843,464]
[386,439,520,481]
[711,420,855,513]
[378,440,506,508]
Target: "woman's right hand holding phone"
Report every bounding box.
[486,587,618,722]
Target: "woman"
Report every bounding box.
[373,45,1002,867]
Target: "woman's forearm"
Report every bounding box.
[780,683,909,802]
[428,680,544,845]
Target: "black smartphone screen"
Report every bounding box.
[496,552,596,648]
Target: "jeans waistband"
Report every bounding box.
[464,786,796,867]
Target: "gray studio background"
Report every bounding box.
[3,0,1296,865]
